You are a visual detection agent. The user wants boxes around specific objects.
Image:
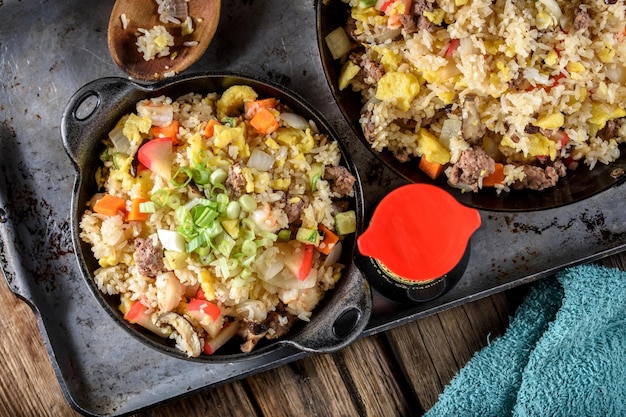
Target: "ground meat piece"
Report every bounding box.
[509,73,531,91]
[134,238,165,277]
[448,147,496,192]
[324,165,356,196]
[361,58,385,84]
[598,118,620,140]
[345,15,360,42]
[225,163,247,198]
[265,310,297,340]
[573,10,591,31]
[513,162,565,191]
[524,124,540,134]
[283,194,309,224]
[394,149,411,162]
[411,0,435,31]
[331,199,351,215]
[361,110,377,144]
[398,14,418,33]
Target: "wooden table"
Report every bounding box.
[1,254,623,417]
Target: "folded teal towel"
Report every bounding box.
[425,264,626,417]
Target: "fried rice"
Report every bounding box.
[334,0,626,192]
[79,85,357,357]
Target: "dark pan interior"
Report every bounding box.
[316,0,626,212]
[62,73,371,362]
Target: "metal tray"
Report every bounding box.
[1,1,625,415]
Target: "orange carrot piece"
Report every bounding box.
[318,224,340,255]
[127,198,150,222]
[419,158,445,180]
[92,194,127,216]
[250,107,279,135]
[204,119,221,138]
[150,120,180,144]
[482,163,505,187]
[244,98,277,119]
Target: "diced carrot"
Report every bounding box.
[204,119,221,138]
[244,98,277,119]
[92,194,127,216]
[195,286,206,300]
[150,120,180,144]
[250,107,279,135]
[126,198,150,222]
[482,163,505,187]
[124,300,147,323]
[419,158,445,180]
[318,224,340,255]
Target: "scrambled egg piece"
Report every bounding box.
[417,128,451,164]
[375,72,421,112]
[217,85,258,119]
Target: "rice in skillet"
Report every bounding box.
[79,85,357,357]
[334,0,626,192]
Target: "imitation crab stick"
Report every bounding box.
[419,157,445,180]
[482,163,505,187]
[250,107,279,135]
[93,194,127,216]
[203,321,239,355]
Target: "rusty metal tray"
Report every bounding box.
[1,1,625,416]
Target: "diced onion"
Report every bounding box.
[247,149,275,171]
[108,122,130,154]
[281,113,310,130]
[537,0,562,19]
[325,27,352,60]
[157,229,186,252]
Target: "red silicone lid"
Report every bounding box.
[357,184,481,282]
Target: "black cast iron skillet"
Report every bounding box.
[61,72,372,362]
[316,0,626,211]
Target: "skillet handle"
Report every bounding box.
[61,77,139,165]
[283,266,372,353]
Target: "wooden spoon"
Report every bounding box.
[108,0,221,81]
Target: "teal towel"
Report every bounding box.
[425,264,626,417]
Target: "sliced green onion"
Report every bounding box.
[217,233,236,257]
[167,194,181,209]
[204,221,223,239]
[238,194,257,212]
[210,168,227,185]
[242,239,257,257]
[139,201,156,213]
[225,201,241,219]
[171,166,193,188]
[187,234,206,253]
[194,205,218,228]
[151,189,170,207]
[192,168,211,185]
[277,229,291,241]
[217,257,230,278]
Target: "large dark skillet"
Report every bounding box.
[61,72,371,362]
[317,0,626,211]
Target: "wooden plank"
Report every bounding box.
[0,280,81,417]
[137,382,258,416]
[386,290,524,412]
[245,350,360,416]
[338,334,421,417]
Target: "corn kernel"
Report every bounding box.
[437,91,456,105]
[273,178,291,191]
[533,112,565,129]
[544,49,559,66]
[535,12,554,30]
[566,61,585,73]
[265,138,279,150]
[597,44,615,63]
[424,9,445,25]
